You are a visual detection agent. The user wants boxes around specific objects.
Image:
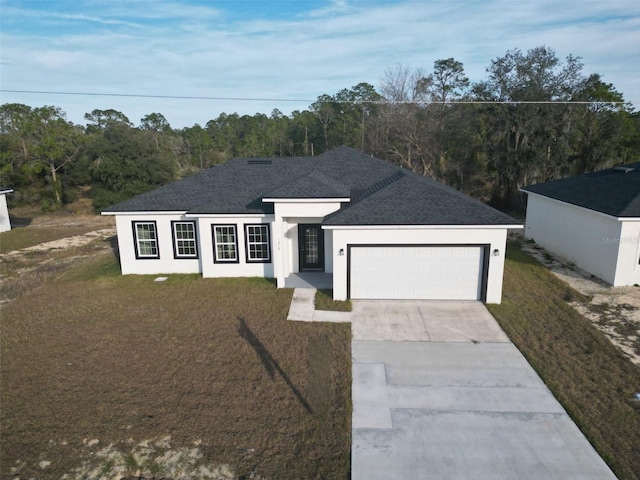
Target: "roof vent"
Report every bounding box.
[248,159,272,165]
[613,166,634,173]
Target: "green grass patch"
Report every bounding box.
[487,241,640,480]
[315,289,352,312]
[0,251,351,480]
[61,253,122,282]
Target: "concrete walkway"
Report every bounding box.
[351,300,617,480]
[286,287,351,323]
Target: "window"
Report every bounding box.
[245,224,271,263]
[172,221,198,259]
[213,225,238,263]
[133,221,159,259]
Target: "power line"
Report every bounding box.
[0,88,630,105]
[0,89,314,103]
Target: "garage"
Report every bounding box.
[349,245,486,300]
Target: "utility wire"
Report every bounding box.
[0,89,629,105]
[0,89,312,103]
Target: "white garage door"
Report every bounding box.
[350,246,484,300]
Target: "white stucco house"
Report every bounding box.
[0,188,13,233]
[102,146,521,303]
[522,163,640,286]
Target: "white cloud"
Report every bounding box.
[1,0,638,127]
[48,12,146,29]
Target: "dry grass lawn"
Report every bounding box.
[1,251,352,479]
[488,241,640,480]
[314,290,352,312]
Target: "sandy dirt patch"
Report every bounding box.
[8,435,237,480]
[0,216,117,308]
[519,236,640,366]
[2,228,116,257]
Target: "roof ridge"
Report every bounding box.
[259,162,350,199]
[352,170,407,203]
[308,169,349,192]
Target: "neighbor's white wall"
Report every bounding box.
[0,192,11,233]
[114,214,201,275]
[328,227,508,304]
[196,215,275,279]
[524,194,623,285]
[615,220,640,286]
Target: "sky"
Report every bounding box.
[1,0,639,129]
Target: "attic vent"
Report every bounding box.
[613,166,635,173]
[248,159,272,165]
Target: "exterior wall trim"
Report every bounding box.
[323,224,522,230]
[211,224,240,264]
[170,220,199,260]
[244,223,272,264]
[131,220,160,260]
[263,198,350,203]
[186,213,271,219]
[103,211,187,216]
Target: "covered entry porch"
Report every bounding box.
[284,272,333,289]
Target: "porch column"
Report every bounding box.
[273,208,285,288]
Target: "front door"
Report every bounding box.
[299,224,324,271]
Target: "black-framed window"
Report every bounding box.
[171,221,198,259]
[245,224,271,263]
[213,224,238,263]
[132,221,159,259]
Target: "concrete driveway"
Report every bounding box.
[351,300,617,480]
[352,300,509,342]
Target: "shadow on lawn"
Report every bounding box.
[8,215,34,227]
[105,234,119,256]
[237,317,313,413]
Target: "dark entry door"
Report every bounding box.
[299,224,324,271]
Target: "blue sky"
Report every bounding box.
[1,0,639,128]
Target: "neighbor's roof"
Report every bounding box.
[522,162,640,218]
[103,146,518,226]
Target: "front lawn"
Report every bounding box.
[487,241,640,480]
[315,289,352,312]
[0,252,352,479]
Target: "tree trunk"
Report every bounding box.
[50,161,62,207]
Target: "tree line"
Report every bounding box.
[1,46,638,212]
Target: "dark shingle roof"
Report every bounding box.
[324,171,517,225]
[264,170,350,199]
[103,146,518,226]
[522,163,640,217]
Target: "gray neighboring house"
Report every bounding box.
[522,163,640,286]
[102,146,521,303]
[0,187,13,233]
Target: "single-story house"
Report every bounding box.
[102,146,521,303]
[0,188,13,233]
[521,163,640,286]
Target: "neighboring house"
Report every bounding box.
[102,146,521,303]
[522,163,640,286]
[0,188,13,233]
